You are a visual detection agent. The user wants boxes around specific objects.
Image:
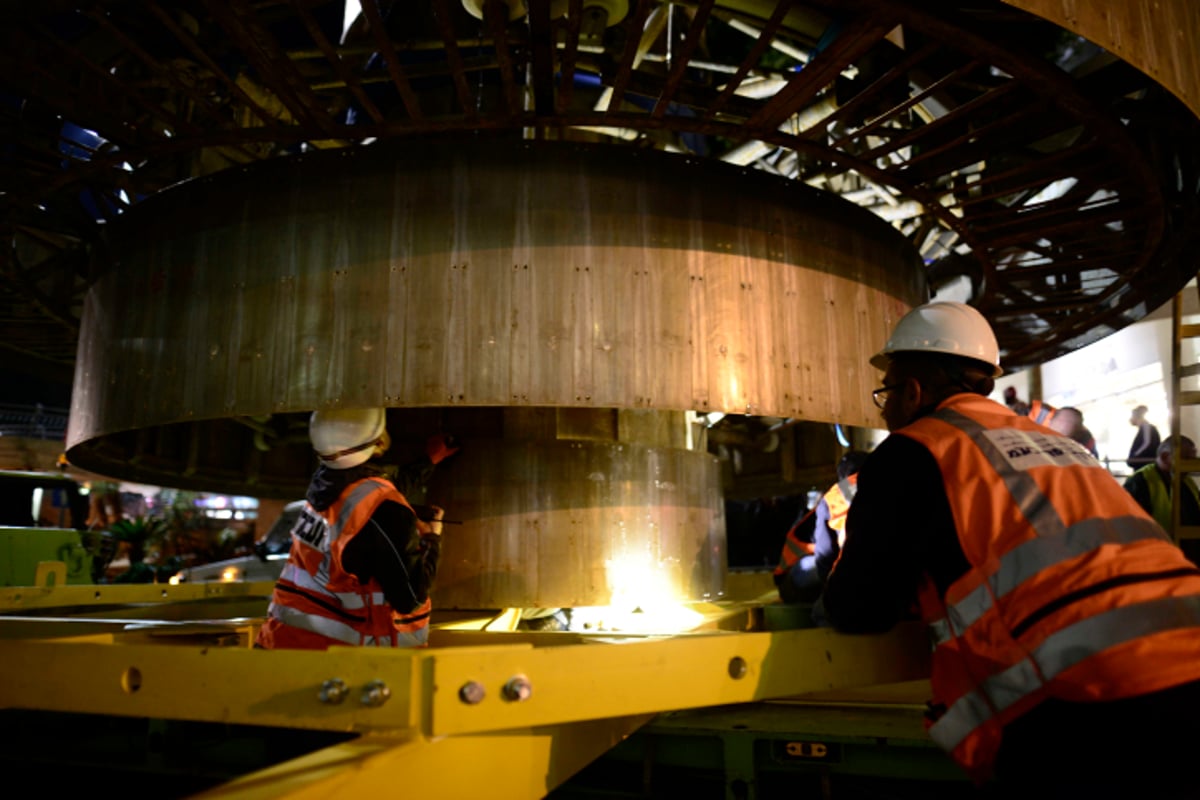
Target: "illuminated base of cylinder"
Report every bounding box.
[428,436,725,609]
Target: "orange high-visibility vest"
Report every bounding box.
[1026,399,1056,426]
[899,394,1200,781]
[774,507,816,577]
[257,477,432,649]
[775,475,859,578]
[823,474,857,547]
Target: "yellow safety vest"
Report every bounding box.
[1136,463,1200,532]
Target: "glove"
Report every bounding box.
[426,433,460,465]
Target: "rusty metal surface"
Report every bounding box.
[66,139,923,465]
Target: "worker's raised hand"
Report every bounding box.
[426,433,461,465]
[425,505,445,536]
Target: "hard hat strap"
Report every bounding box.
[317,437,382,464]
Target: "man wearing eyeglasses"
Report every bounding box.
[816,300,1200,798]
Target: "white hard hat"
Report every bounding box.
[871,301,1003,377]
[309,408,388,469]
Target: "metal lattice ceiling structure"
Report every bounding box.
[2,0,1199,391]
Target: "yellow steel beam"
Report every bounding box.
[0,591,929,799]
[0,580,275,613]
[194,717,655,800]
[0,638,425,731]
[0,575,782,617]
[482,607,523,631]
[0,616,259,642]
[722,568,778,602]
[0,624,929,736]
[426,624,929,736]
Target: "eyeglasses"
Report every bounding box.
[872,383,903,410]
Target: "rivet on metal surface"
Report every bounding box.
[360,680,391,707]
[728,657,748,680]
[319,678,347,704]
[459,681,486,704]
[502,675,533,702]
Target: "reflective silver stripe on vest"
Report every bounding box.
[937,409,1068,538]
[271,602,371,645]
[928,515,1170,646]
[328,478,389,543]
[270,603,428,647]
[304,474,388,594]
[925,409,1169,646]
[929,593,1200,753]
[279,562,387,610]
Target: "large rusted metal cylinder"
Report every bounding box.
[68,140,923,457]
[317,405,726,609]
[433,439,722,609]
[65,139,925,608]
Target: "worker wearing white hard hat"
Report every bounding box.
[816,300,1200,797]
[868,300,1003,378]
[308,407,390,469]
[256,408,461,650]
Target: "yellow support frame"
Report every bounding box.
[195,718,659,799]
[0,625,928,734]
[0,581,932,797]
[0,579,277,612]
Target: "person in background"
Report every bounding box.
[255,408,460,650]
[1005,387,1059,427]
[817,300,1200,797]
[1127,404,1161,470]
[1047,405,1097,457]
[1001,386,1029,417]
[1025,398,1056,426]
[774,450,869,603]
[1124,435,1200,565]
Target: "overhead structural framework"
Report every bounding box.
[0,0,1197,382]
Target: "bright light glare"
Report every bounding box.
[31,487,43,525]
[220,567,239,582]
[1024,177,1078,206]
[569,603,705,634]
[567,551,704,634]
[168,573,183,585]
[341,0,361,43]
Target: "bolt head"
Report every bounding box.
[319,678,347,704]
[360,680,391,707]
[459,681,486,704]
[503,675,533,702]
